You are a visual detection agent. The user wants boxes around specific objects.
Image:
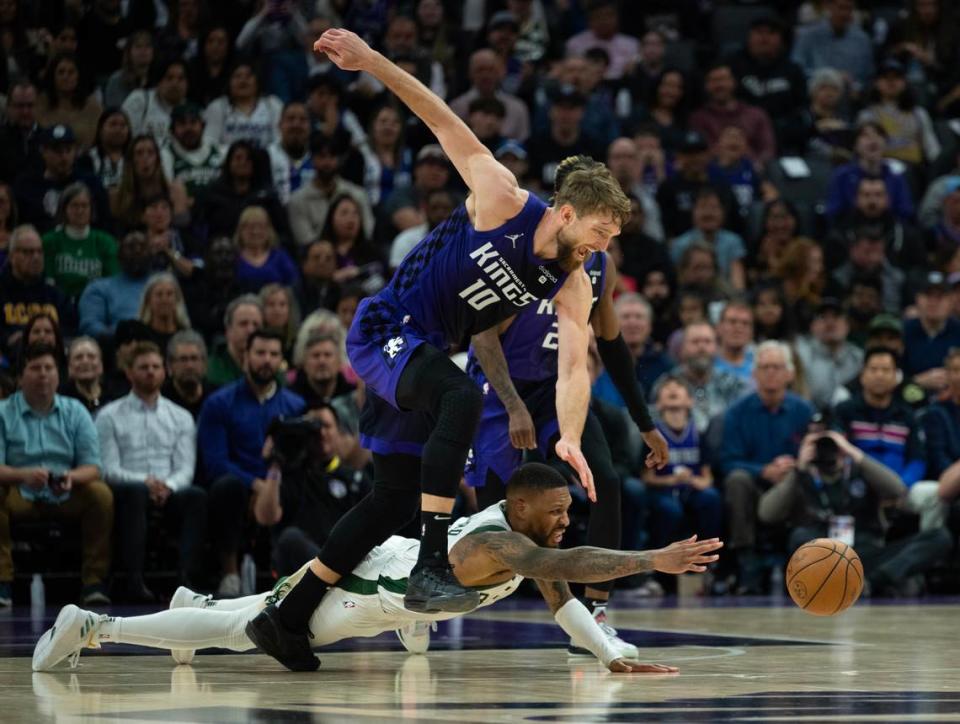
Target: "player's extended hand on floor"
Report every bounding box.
[652,535,723,575]
[641,429,670,470]
[555,438,596,502]
[607,659,679,674]
[314,29,376,72]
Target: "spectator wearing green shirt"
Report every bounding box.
[206,294,263,387]
[42,182,118,301]
[0,342,113,606]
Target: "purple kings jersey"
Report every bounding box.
[386,193,568,344]
[655,418,702,476]
[467,252,607,384]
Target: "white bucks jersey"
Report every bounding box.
[337,502,524,623]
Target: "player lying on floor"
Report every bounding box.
[33,463,722,673]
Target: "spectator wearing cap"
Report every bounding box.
[78,231,153,340]
[495,140,533,190]
[825,122,915,222]
[690,62,776,166]
[656,130,738,239]
[267,102,313,204]
[381,144,452,236]
[122,59,190,146]
[830,224,905,314]
[804,68,856,164]
[825,176,926,274]
[485,11,525,96]
[42,182,119,301]
[857,58,940,166]
[794,298,864,410]
[841,312,929,410]
[389,188,457,270]
[833,347,946,533]
[14,124,113,235]
[728,15,809,155]
[288,133,373,248]
[527,86,604,190]
[0,81,42,184]
[903,272,960,389]
[565,0,638,80]
[160,102,225,201]
[792,0,875,95]
[36,53,103,151]
[449,49,531,143]
[204,60,284,149]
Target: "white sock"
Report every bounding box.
[97,606,258,652]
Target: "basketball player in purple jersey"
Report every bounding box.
[246,28,632,671]
[466,165,669,653]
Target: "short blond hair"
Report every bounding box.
[234,205,277,250]
[552,155,631,226]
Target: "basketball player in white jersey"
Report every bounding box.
[33,464,721,673]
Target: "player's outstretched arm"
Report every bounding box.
[467,531,722,582]
[591,259,668,469]
[472,322,537,450]
[553,270,595,500]
[314,29,523,224]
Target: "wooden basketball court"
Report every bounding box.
[3,594,960,722]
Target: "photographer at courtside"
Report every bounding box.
[253,407,370,577]
[758,429,951,597]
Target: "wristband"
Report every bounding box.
[554,598,620,666]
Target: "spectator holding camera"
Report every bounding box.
[95,342,206,601]
[0,342,113,606]
[253,406,370,576]
[720,340,814,594]
[759,430,952,597]
[197,329,304,596]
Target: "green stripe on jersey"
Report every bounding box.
[464,525,509,536]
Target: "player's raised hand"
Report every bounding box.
[313,29,376,72]
[652,535,723,575]
[607,659,679,674]
[555,438,596,502]
[641,428,670,470]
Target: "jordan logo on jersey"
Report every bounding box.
[505,232,524,249]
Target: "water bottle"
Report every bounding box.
[31,573,45,609]
[241,554,256,596]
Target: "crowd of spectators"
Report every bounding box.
[2,0,960,606]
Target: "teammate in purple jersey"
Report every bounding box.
[246,28,632,672]
[466,222,669,655]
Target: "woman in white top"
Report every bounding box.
[121,59,190,145]
[203,60,283,148]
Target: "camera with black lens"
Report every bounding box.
[266,415,323,469]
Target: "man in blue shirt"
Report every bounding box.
[198,330,305,597]
[903,272,960,391]
[720,340,814,594]
[0,342,113,607]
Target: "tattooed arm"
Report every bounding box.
[535,579,575,614]
[471,321,536,450]
[459,531,722,582]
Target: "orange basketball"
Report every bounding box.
[786,538,863,616]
